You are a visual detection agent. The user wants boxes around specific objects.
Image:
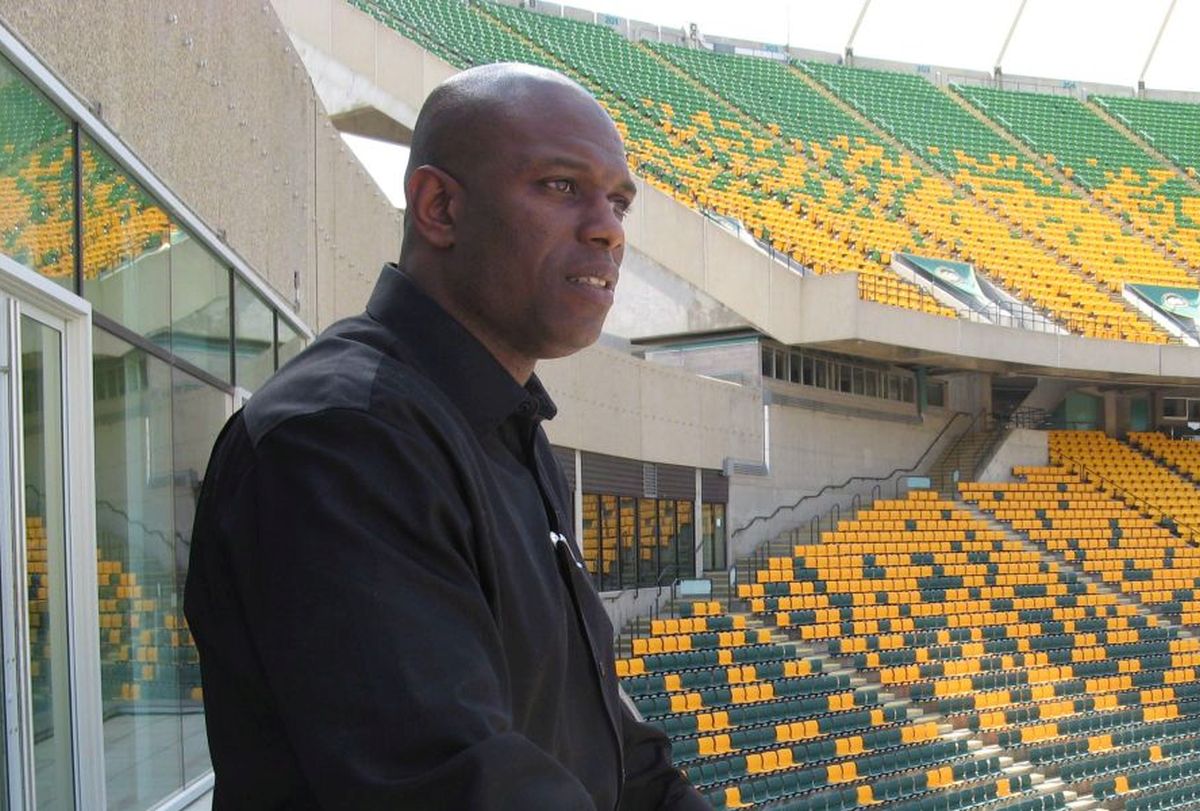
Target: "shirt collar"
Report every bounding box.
[366,263,557,432]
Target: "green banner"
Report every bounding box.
[899,253,987,306]
[1128,284,1200,330]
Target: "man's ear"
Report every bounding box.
[405,165,462,249]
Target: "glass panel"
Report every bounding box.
[702,503,727,572]
[837,364,852,393]
[657,500,677,583]
[233,277,274,392]
[81,138,172,349]
[0,57,74,288]
[92,328,182,809]
[171,233,230,383]
[20,316,73,809]
[1189,401,1200,423]
[170,369,226,782]
[801,355,814,386]
[788,352,801,384]
[865,370,879,398]
[0,299,8,811]
[618,496,637,590]
[637,499,658,587]
[600,495,619,592]
[852,367,865,396]
[760,346,772,378]
[276,317,304,371]
[676,500,694,580]
[1164,398,1187,419]
[580,493,600,584]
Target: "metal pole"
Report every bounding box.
[844,0,872,66]
[994,0,1029,87]
[1138,0,1177,96]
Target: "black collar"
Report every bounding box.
[365,264,557,433]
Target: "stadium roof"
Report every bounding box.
[566,0,1200,94]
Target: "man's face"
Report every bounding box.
[446,86,637,368]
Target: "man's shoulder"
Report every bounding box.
[241,313,454,448]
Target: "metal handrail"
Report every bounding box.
[729,410,971,540]
[1054,451,1200,546]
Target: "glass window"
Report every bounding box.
[837,364,852,394]
[276,316,304,370]
[81,137,172,349]
[170,368,228,783]
[865,369,879,398]
[637,498,658,587]
[852,367,865,396]
[788,352,801,384]
[702,502,727,571]
[928,382,946,408]
[1189,400,1200,423]
[600,495,619,591]
[814,359,828,389]
[92,328,181,809]
[887,374,901,401]
[618,496,638,590]
[581,493,600,583]
[0,57,75,288]
[760,346,773,378]
[234,276,275,392]
[21,316,74,809]
[657,500,677,583]
[902,377,915,403]
[1164,398,1187,419]
[170,232,230,382]
[676,500,694,580]
[801,355,814,386]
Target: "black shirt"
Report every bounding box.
[184,265,708,810]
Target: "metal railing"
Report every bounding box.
[1054,451,1200,546]
[724,407,969,554]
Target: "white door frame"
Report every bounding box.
[0,254,101,810]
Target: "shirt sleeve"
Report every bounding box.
[618,699,712,810]
[226,408,599,810]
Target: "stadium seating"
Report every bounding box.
[954,86,1200,273]
[1093,95,1200,181]
[803,61,1171,343]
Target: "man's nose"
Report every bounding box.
[581,195,625,251]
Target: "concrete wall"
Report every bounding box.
[727,406,964,559]
[0,0,402,334]
[537,344,763,471]
[978,429,1050,482]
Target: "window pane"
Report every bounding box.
[852,367,865,395]
[171,368,227,782]
[81,138,172,349]
[21,316,74,809]
[234,277,274,391]
[92,327,182,809]
[1165,398,1187,419]
[637,499,658,587]
[616,497,636,590]
[788,352,801,384]
[676,500,694,580]
[600,495,619,591]
[0,57,75,288]
[171,232,230,382]
[581,494,600,585]
[657,500,677,583]
[801,356,814,386]
[276,316,304,370]
[865,370,879,398]
[837,364,852,393]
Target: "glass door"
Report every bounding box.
[0,295,12,809]
[0,255,102,809]
[19,311,73,809]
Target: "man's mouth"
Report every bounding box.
[568,275,613,290]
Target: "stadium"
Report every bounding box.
[2,0,1200,808]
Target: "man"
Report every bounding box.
[184,63,709,810]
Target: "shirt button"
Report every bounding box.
[517,400,535,416]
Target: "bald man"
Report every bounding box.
[185,64,709,810]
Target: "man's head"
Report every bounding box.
[400,63,636,382]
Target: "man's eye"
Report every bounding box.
[546,178,576,193]
[613,199,634,220]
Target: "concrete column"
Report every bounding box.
[1104,391,1119,437]
[694,468,704,578]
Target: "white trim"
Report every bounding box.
[147,771,214,811]
[0,257,104,807]
[0,21,313,342]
